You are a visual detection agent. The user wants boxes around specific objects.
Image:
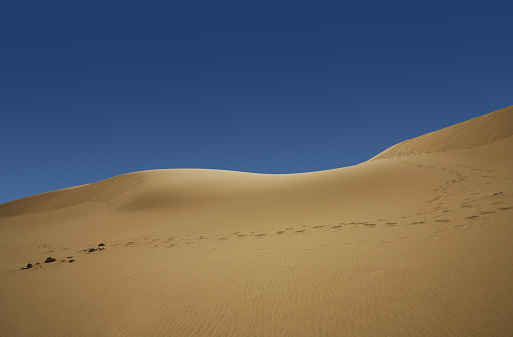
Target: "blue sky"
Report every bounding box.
[1,1,512,204]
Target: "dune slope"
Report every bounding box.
[1,105,512,337]
[370,104,513,160]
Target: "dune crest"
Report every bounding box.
[2,105,512,220]
[371,104,513,160]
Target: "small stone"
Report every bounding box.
[22,263,33,270]
[69,259,75,263]
[98,243,105,247]
[67,256,73,259]
[88,248,96,253]
[44,257,56,263]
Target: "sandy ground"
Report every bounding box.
[1,106,512,336]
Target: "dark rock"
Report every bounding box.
[69,259,75,263]
[98,243,105,247]
[67,256,73,259]
[88,248,96,253]
[22,263,33,270]
[44,257,56,263]
[35,262,41,265]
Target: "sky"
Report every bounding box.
[1,1,512,205]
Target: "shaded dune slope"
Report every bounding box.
[0,174,145,218]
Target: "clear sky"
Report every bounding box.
[1,1,512,204]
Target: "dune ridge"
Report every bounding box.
[2,105,511,220]
[1,105,512,336]
[371,104,513,160]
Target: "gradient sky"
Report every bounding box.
[1,1,512,204]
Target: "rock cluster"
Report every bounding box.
[21,243,105,271]
[21,263,32,270]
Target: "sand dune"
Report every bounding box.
[370,104,513,160]
[1,105,513,336]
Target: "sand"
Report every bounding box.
[1,105,512,336]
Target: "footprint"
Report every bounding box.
[331,225,342,229]
[255,234,266,237]
[295,230,306,233]
[497,207,513,211]
[363,223,377,227]
[435,219,450,223]
[217,237,228,241]
[465,215,480,220]
[410,221,426,225]
[385,222,397,226]
[276,231,285,235]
